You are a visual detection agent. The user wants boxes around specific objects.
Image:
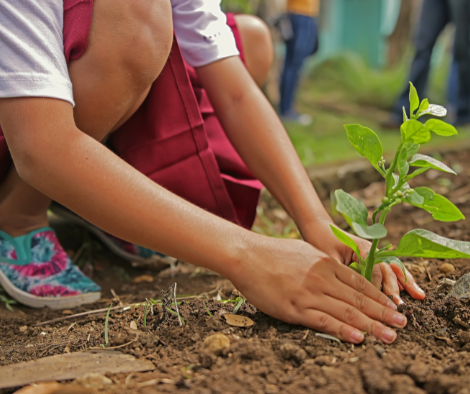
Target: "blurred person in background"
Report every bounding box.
[279,0,319,125]
[383,0,470,128]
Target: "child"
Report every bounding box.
[0,0,424,344]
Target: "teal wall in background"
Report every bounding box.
[318,0,401,68]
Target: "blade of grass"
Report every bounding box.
[165,306,186,325]
[232,297,245,315]
[203,303,214,320]
[143,299,149,327]
[105,303,112,345]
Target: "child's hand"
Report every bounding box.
[301,220,425,305]
[229,236,407,344]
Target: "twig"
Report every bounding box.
[421,259,432,281]
[35,295,208,326]
[173,283,182,327]
[89,337,138,350]
[454,317,470,329]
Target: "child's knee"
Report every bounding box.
[235,15,273,86]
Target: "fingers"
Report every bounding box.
[371,264,383,290]
[317,296,403,344]
[299,308,365,344]
[334,263,397,311]
[390,264,425,300]
[325,280,407,331]
[380,263,403,305]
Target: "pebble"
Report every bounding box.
[448,273,470,299]
[201,333,230,356]
[439,263,455,274]
[280,342,307,363]
[74,373,113,389]
[458,331,470,344]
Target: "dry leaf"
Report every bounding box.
[222,314,254,327]
[132,275,154,283]
[62,310,74,315]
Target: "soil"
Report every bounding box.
[2,147,470,394]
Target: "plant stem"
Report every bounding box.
[385,142,403,196]
[364,210,387,282]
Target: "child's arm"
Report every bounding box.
[0,97,404,344]
[196,56,425,302]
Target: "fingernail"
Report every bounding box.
[398,298,405,305]
[416,286,425,296]
[387,299,398,310]
[351,331,364,344]
[382,328,396,343]
[392,313,407,327]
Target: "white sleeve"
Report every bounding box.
[0,1,74,106]
[172,0,240,67]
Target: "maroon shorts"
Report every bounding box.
[0,0,262,229]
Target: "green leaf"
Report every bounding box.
[335,189,368,227]
[406,167,431,181]
[409,82,419,116]
[407,187,465,222]
[417,98,429,115]
[403,142,420,158]
[330,225,362,260]
[344,124,383,172]
[401,120,431,144]
[351,222,387,239]
[375,256,407,282]
[424,119,458,137]
[404,189,424,205]
[349,262,362,274]
[397,146,409,177]
[409,154,456,175]
[380,229,470,259]
[418,104,447,118]
[402,107,408,123]
[335,190,387,239]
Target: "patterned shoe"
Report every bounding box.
[0,227,101,309]
[49,204,176,269]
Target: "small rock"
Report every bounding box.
[130,321,138,330]
[265,384,279,394]
[314,355,334,366]
[280,342,307,363]
[407,363,430,384]
[448,273,470,299]
[439,263,455,274]
[19,326,28,333]
[201,333,230,356]
[374,345,385,358]
[458,331,470,344]
[74,373,113,389]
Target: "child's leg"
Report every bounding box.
[0,0,172,238]
[233,15,273,87]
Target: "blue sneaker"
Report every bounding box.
[0,227,101,309]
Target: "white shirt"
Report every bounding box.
[0,0,239,107]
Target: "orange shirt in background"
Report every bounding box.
[287,0,320,17]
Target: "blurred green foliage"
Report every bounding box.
[283,51,470,167]
[222,0,262,14]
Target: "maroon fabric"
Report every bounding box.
[0,2,262,229]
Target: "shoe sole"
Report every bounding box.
[0,268,101,309]
[49,205,176,269]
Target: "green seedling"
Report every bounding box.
[0,286,16,311]
[143,300,149,327]
[232,296,245,315]
[165,306,186,326]
[104,303,112,345]
[203,303,215,320]
[331,82,468,283]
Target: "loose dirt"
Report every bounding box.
[2,148,470,394]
